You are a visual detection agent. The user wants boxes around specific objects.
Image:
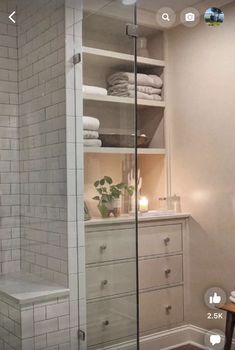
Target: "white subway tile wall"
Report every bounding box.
[0,0,20,274]
[18,0,68,286]
[0,294,70,350]
[0,0,84,348]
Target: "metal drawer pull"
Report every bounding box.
[101,279,108,286]
[100,245,107,251]
[165,305,172,313]
[164,237,170,245]
[165,268,171,276]
[103,320,109,326]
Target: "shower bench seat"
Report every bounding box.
[0,271,69,305]
[0,272,70,350]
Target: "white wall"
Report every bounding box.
[18,0,67,286]
[168,1,235,329]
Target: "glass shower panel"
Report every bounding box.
[81,1,138,349]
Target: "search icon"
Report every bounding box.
[157,7,176,27]
[162,12,170,21]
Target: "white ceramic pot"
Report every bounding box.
[106,198,121,210]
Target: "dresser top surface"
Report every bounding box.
[85,212,190,227]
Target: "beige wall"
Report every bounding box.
[168,1,235,329]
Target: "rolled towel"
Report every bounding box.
[83,85,107,96]
[231,291,235,298]
[83,130,99,139]
[108,83,162,95]
[83,116,100,131]
[108,90,162,101]
[108,72,163,89]
[84,139,102,147]
[229,295,235,303]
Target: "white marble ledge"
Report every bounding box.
[85,212,190,226]
[0,272,69,305]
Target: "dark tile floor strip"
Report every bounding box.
[173,346,201,350]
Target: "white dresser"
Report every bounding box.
[85,214,189,349]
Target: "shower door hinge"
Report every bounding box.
[126,24,138,38]
[73,53,81,65]
[78,329,86,341]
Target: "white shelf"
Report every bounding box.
[137,148,166,155]
[84,147,166,155]
[83,46,166,68]
[83,93,165,108]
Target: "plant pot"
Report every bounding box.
[108,198,121,217]
[98,204,110,218]
[98,199,121,218]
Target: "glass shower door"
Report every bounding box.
[81,1,139,349]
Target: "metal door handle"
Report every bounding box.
[100,244,107,251]
[165,268,171,276]
[165,305,172,313]
[164,237,170,245]
[101,280,108,287]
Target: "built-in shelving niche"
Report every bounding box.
[84,153,166,218]
[83,8,167,218]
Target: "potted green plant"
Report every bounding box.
[93,176,134,218]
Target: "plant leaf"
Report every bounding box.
[92,196,100,201]
[100,178,105,186]
[104,176,112,184]
[94,180,100,187]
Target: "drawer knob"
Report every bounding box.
[101,279,108,287]
[100,245,107,252]
[165,268,171,276]
[165,305,172,313]
[103,320,109,326]
[164,237,170,245]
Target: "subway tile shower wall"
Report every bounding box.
[18,0,68,286]
[0,0,20,274]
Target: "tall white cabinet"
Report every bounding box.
[81,4,190,350]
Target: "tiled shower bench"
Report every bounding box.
[0,272,70,350]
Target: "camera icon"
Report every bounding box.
[185,12,196,22]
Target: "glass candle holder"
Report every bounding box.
[139,197,149,213]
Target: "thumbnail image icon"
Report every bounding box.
[204,8,224,26]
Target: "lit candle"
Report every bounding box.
[139,197,149,213]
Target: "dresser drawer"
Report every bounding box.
[87,295,137,347]
[138,224,182,257]
[139,255,183,290]
[87,261,137,300]
[140,286,183,332]
[86,228,136,264]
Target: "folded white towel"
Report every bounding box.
[83,85,107,96]
[109,90,162,101]
[108,72,163,89]
[83,117,100,131]
[83,130,99,139]
[108,83,162,95]
[231,291,235,298]
[229,295,235,303]
[84,139,102,147]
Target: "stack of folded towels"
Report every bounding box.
[230,291,235,303]
[83,116,102,147]
[107,72,163,101]
[83,85,107,96]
